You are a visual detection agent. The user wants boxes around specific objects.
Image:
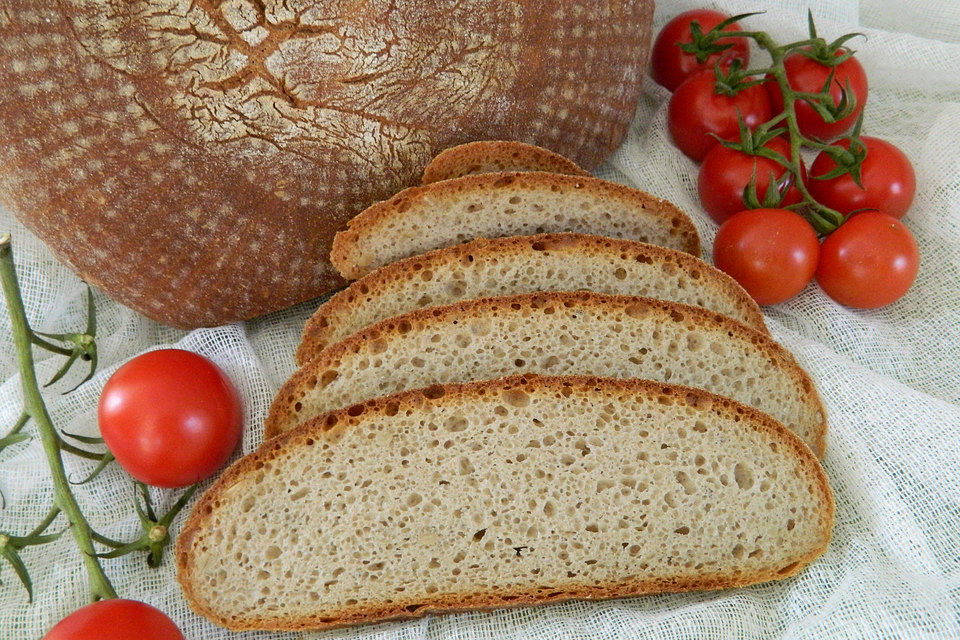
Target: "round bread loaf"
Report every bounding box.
[0,1,654,328]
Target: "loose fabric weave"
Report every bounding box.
[2,1,959,638]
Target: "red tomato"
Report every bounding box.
[768,48,868,141]
[808,136,915,219]
[43,599,184,640]
[651,10,750,91]
[668,70,772,162]
[98,349,242,488]
[698,136,804,224]
[816,211,918,308]
[714,209,820,305]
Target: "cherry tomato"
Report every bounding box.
[713,208,820,305]
[816,211,918,308]
[768,48,868,141]
[43,599,184,640]
[651,10,751,91]
[668,70,772,162]
[808,136,915,219]
[698,136,804,224]
[98,349,243,488]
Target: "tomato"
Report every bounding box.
[698,136,804,224]
[668,70,772,162]
[816,211,918,308]
[713,209,820,305]
[651,10,750,91]
[768,48,868,141]
[43,599,184,640]
[808,136,915,219]
[98,349,243,488]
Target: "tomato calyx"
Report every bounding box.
[94,482,198,568]
[791,65,861,131]
[679,12,762,64]
[810,114,868,187]
[742,168,798,211]
[0,522,65,602]
[716,112,788,162]
[710,57,767,97]
[793,10,864,67]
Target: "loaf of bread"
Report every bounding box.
[297,233,766,362]
[178,374,834,631]
[330,172,701,280]
[0,1,654,328]
[272,292,826,455]
[422,141,591,184]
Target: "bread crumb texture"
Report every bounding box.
[178,376,832,631]
[297,233,765,361]
[330,172,700,279]
[275,292,825,454]
[0,0,654,327]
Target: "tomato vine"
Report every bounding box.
[0,234,194,603]
[691,11,868,233]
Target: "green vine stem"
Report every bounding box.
[737,28,847,232]
[0,233,117,601]
[693,12,865,234]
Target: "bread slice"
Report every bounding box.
[421,141,591,184]
[178,375,834,631]
[272,292,826,455]
[298,234,766,363]
[329,172,701,280]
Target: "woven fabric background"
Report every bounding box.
[2,0,959,638]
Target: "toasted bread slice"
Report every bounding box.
[272,292,826,455]
[421,141,591,184]
[298,234,766,363]
[179,375,834,631]
[329,172,700,280]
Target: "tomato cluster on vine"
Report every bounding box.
[653,9,919,309]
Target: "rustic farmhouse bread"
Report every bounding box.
[422,141,591,184]
[178,375,834,631]
[329,172,701,280]
[0,1,655,329]
[272,292,826,455]
[298,233,766,362]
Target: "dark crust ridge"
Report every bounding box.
[177,374,834,631]
[421,140,592,184]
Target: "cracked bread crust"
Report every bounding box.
[271,291,827,456]
[330,171,701,280]
[422,141,591,184]
[177,374,834,631]
[0,0,654,328]
[297,233,767,363]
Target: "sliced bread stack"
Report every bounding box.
[178,141,832,631]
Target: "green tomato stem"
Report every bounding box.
[737,30,845,233]
[0,235,117,602]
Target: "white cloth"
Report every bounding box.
[2,1,959,638]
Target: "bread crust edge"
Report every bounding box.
[298,233,767,364]
[178,373,834,631]
[274,291,826,455]
[421,140,592,184]
[329,171,702,279]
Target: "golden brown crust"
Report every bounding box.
[0,1,654,328]
[329,171,702,280]
[421,140,592,184]
[297,233,767,364]
[178,374,834,631]
[272,291,826,455]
